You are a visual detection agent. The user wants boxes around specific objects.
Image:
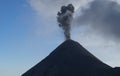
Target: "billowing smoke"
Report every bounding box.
[57,4,75,40]
[75,0,120,41]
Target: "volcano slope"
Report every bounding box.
[22,39,120,76]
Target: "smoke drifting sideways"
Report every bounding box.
[57,4,74,40]
[75,0,120,41]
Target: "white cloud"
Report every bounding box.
[29,0,93,16]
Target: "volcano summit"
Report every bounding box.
[22,40,120,76]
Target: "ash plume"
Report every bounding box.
[75,0,120,41]
[57,4,74,40]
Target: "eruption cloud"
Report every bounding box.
[57,4,75,40]
[75,0,120,41]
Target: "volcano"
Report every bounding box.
[22,39,120,76]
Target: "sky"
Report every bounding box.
[0,0,120,76]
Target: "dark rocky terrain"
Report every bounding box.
[22,39,120,76]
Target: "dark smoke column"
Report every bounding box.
[57,4,74,40]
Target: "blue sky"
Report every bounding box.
[0,0,120,76]
[0,0,42,76]
[0,0,63,76]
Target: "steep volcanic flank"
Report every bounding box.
[22,40,120,76]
